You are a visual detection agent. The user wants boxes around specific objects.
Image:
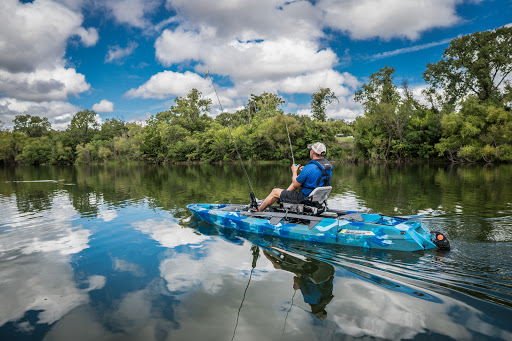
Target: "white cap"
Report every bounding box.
[308,142,326,155]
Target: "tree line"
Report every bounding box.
[1,26,511,165]
[0,90,354,165]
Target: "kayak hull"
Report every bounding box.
[187,203,438,252]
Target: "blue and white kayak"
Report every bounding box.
[187,203,450,252]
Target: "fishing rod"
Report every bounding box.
[205,71,259,209]
[231,245,260,341]
[282,112,296,166]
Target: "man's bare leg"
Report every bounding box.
[257,188,283,212]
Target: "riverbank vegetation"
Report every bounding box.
[1,26,511,165]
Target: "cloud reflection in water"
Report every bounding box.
[0,193,104,328]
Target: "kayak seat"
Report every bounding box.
[281,186,332,215]
[306,186,332,205]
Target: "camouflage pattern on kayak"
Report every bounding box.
[187,203,445,252]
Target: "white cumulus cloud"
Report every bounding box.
[125,70,212,99]
[0,67,90,102]
[105,0,160,28]
[277,70,360,97]
[155,29,337,82]
[154,27,204,65]
[0,0,97,72]
[74,26,99,47]
[140,0,468,120]
[318,0,461,40]
[148,1,364,119]
[92,99,114,113]
[165,0,323,41]
[0,0,94,128]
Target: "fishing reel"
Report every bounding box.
[431,231,451,251]
[250,191,259,210]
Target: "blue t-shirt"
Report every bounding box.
[296,159,332,196]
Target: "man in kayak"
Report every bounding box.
[257,142,333,212]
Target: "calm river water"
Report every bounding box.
[1,163,512,340]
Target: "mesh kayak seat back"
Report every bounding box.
[281,186,332,215]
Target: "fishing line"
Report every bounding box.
[205,71,258,209]
[280,289,297,339]
[230,266,254,341]
[231,246,260,341]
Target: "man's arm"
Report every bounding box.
[286,164,303,191]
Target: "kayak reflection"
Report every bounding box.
[190,217,338,321]
[189,217,440,304]
[263,247,335,320]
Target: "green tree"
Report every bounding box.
[0,131,26,164]
[67,110,99,145]
[394,81,421,159]
[50,141,74,165]
[253,114,301,161]
[353,67,440,161]
[163,124,190,161]
[424,26,512,106]
[19,137,53,165]
[112,122,143,162]
[100,118,127,140]
[355,66,401,160]
[353,115,387,160]
[200,122,232,162]
[13,114,51,137]
[294,116,334,160]
[215,109,251,127]
[311,88,337,122]
[246,92,284,121]
[141,116,164,163]
[404,108,442,159]
[435,96,493,162]
[75,143,95,164]
[168,88,213,132]
[504,84,512,112]
[98,145,113,162]
[482,104,512,162]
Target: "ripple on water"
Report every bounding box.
[214,227,512,312]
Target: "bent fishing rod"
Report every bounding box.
[205,71,258,209]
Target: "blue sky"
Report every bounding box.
[0,0,510,129]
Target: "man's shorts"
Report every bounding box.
[280,190,307,204]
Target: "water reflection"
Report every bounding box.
[191,219,511,340]
[2,163,512,234]
[1,164,512,340]
[263,248,335,320]
[0,192,103,336]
